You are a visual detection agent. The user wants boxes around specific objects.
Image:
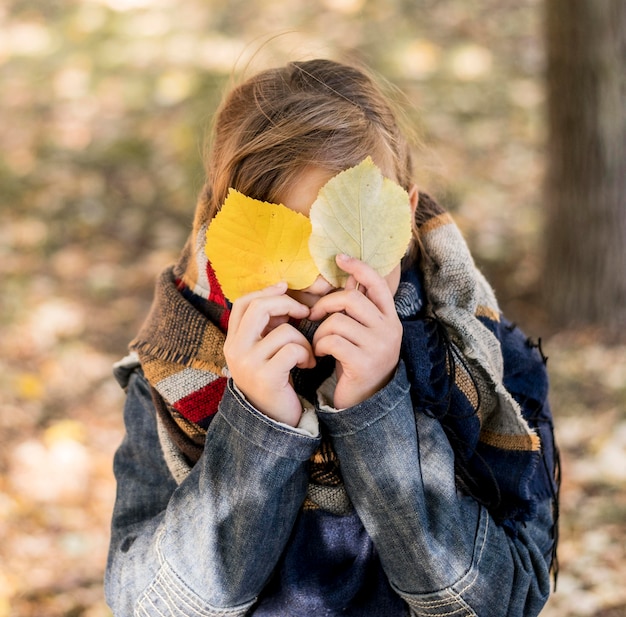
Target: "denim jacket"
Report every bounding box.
[105,351,554,616]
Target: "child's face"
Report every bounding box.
[279,166,403,308]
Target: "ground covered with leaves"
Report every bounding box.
[1,0,624,615]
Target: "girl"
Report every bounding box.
[106,59,559,616]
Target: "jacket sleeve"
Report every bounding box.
[105,369,320,617]
[317,359,554,617]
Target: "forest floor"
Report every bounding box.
[1,0,625,615]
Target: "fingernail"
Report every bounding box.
[336,253,351,262]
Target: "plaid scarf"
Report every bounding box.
[130,193,552,523]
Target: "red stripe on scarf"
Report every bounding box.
[173,377,228,423]
[206,260,231,330]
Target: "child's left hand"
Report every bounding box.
[308,254,402,409]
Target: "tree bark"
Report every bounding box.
[544,0,626,339]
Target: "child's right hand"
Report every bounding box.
[224,282,316,427]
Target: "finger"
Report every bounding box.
[262,314,291,337]
[255,322,314,365]
[228,281,288,333]
[335,254,396,314]
[312,312,369,349]
[309,290,378,328]
[235,293,310,346]
[228,323,315,381]
[269,340,317,373]
[343,273,360,292]
[313,332,360,363]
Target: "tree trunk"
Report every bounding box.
[544,0,626,340]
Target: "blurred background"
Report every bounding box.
[1,0,624,615]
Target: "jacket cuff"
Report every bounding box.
[218,379,320,461]
[316,362,412,436]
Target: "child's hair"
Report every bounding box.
[199,59,414,220]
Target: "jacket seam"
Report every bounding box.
[134,528,256,617]
[319,380,412,438]
[219,381,320,458]
[399,507,488,610]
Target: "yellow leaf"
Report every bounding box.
[205,189,320,302]
[309,157,413,288]
[16,373,44,401]
[44,419,86,446]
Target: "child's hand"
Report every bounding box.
[224,282,315,426]
[308,255,402,409]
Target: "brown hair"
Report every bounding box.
[199,59,414,218]
[192,59,425,266]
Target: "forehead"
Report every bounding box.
[279,160,397,216]
[278,166,336,216]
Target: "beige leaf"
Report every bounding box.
[309,157,413,287]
